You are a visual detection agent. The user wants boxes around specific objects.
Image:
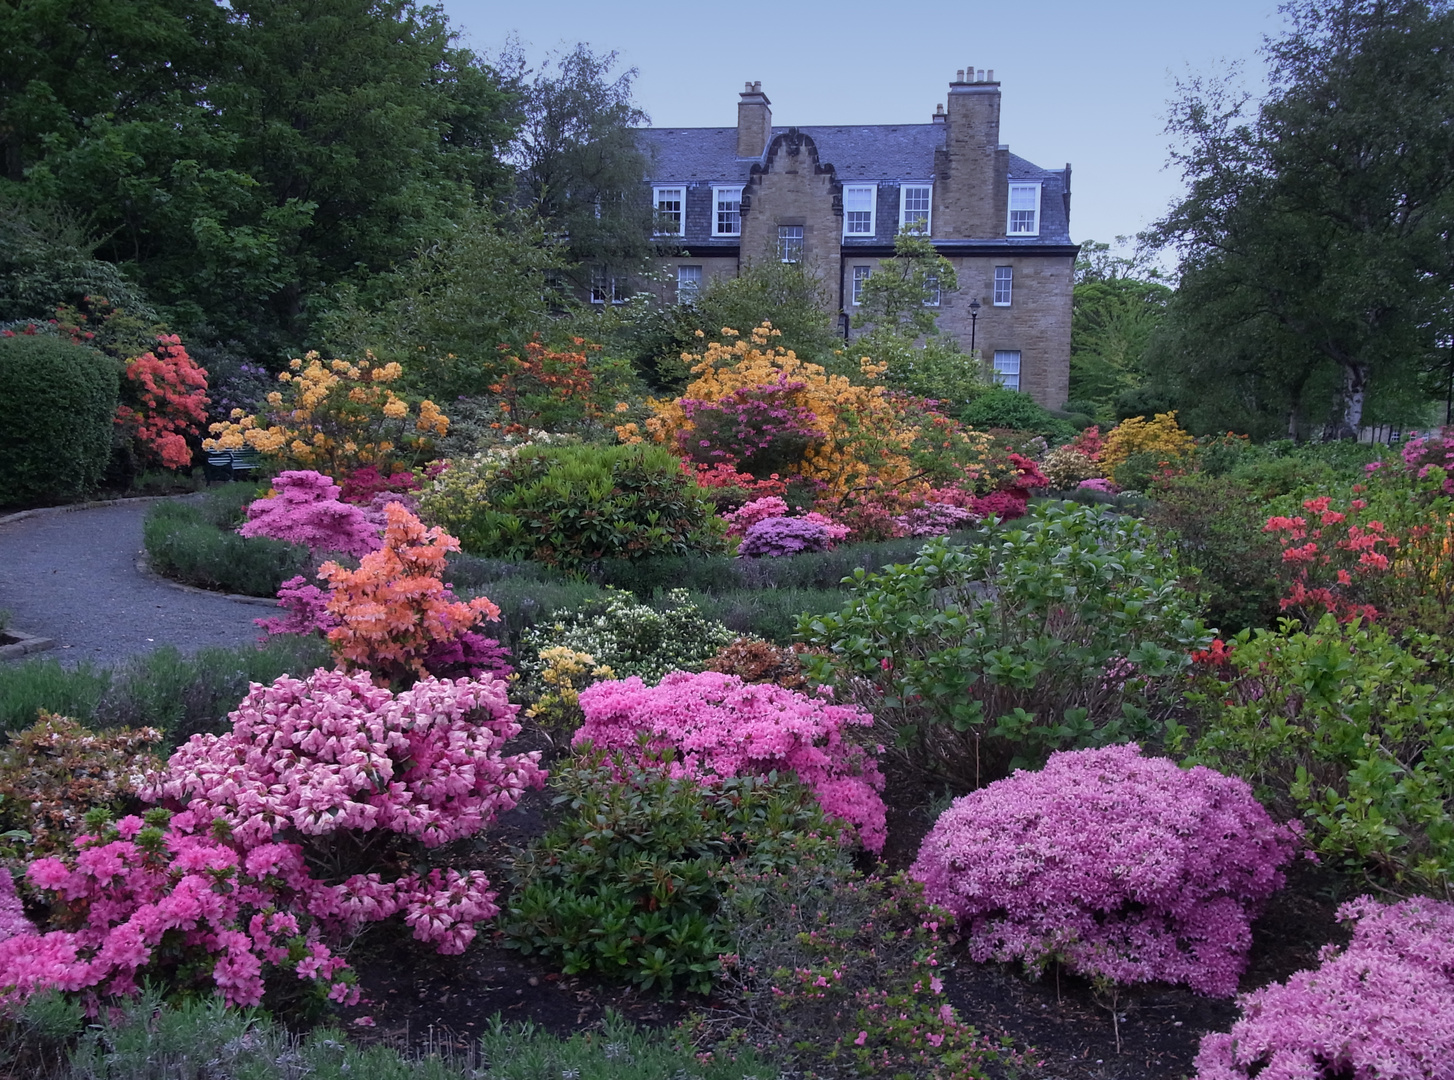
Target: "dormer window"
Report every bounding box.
[843,185,876,237]
[1007,183,1041,236]
[900,185,932,232]
[653,187,685,235]
[713,186,742,236]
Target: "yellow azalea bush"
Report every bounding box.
[1100,411,1197,474]
[618,323,1010,498]
[524,646,617,739]
[204,352,449,476]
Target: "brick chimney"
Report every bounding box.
[737,81,772,159]
[940,66,1007,237]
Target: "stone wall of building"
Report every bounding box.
[740,131,842,274]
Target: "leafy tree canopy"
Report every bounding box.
[1149,0,1454,439]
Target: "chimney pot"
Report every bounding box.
[987,69,994,82]
[975,69,984,82]
[956,69,965,82]
[753,80,762,92]
[744,80,753,92]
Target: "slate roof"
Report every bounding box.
[636,125,1070,245]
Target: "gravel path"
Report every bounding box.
[0,499,269,668]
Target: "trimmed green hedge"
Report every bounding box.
[0,333,118,506]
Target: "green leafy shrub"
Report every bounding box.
[0,334,119,506]
[958,387,1076,442]
[1149,473,1283,633]
[703,847,1027,1079]
[1176,616,1454,896]
[472,576,614,654]
[502,753,835,995]
[143,499,314,596]
[520,589,734,685]
[421,443,726,576]
[801,501,1209,784]
[1226,454,1337,501]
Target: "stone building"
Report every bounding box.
[630,71,1077,409]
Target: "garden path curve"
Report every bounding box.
[0,498,267,668]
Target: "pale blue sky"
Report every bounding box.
[445,0,1284,250]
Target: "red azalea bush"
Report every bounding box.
[574,670,887,852]
[238,470,381,560]
[114,334,210,470]
[0,670,544,1010]
[1194,895,1454,1079]
[911,743,1297,997]
[339,465,419,506]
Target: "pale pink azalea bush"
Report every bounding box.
[238,470,381,559]
[911,744,1297,997]
[574,670,887,851]
[0,669,544,1010]
[0,871,32,943]
[1195,896,1454,1080]
[723,496,790,538]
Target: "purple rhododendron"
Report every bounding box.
[739,515,831,557]
[911,744,1298,997]
[238,470,381,559]
[1195,895,1454,1079]
[575,670,887,852]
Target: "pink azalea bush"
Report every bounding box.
[0,871,32,943]
[911,744,1298,997]
[1195,896,1454,1079]
[0,669,545,1010]
[1397,426,1454,495]
[574,670,887,852]
[724,496,790,537]
[893,501,979,537]
[738,515,832,557]
[238,470,381,559]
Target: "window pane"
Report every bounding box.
[715,187,742,236]
[923,274,940,306]
[1009,185,1038,209]
[843,186,874,211]
[655,188,683,234]
[846,210,872,234]
[993,350,1021,391]
[677,265,702,302]
[778,225,803,262]
[994,266,1013,305]
[852,265,871,304]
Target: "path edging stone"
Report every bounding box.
[0,627,56,659]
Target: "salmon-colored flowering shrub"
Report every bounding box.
[911,744,1297,997]
[574,670,887,852]
[115,335,210,470]
[1264,494,1400,624]
[1194,895,1454,1079]
[204,352,448,477]
[319,503,501,685]
[238,470,381,559]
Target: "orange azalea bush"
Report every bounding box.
[204,352,448,476]
[618,323,1011,499]
[319,502,500,685]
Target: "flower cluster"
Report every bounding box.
[339,465,419,507]
[620,323,1011,498]
[1398,426,1454,494]
[1039,444,1101,489]
[521,589,735,686]
[318,503,501,685]
[114,335,210,470]
[739,515,835,557]
[1263,494,1398,623]
[0,715,162,857]
[522,646,617,737]
[703,637,814,692]
[1194,895,1454,1079]
[911,744,1297,996]
[486,338,622,436]
[0,808,356,1008]
[1099,412,1196,475]
[0,872,31,944]
[238,470,381,560]
[677,375,825,477]
[205,353,448,477]
[575,670,887,851]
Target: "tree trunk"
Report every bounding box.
[1326,362,1369,441]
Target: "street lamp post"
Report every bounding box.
[968,297,981,353]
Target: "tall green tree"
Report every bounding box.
[504,43,654,291]
[1069,239,1172,420]
[1151,0,1454,438]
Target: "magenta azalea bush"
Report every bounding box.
[911,744,1297,997]
[238,470,381,559]
[0,669,544,1010]
[0,871,32,944]
[574,670,887,852]
[1195,896,1454,1079]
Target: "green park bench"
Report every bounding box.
[203,447,263,483]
